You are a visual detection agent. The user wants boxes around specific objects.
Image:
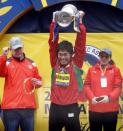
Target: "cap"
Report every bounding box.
[9,37,23,50]
[99,48,112,56]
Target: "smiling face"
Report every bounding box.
[58,50,72,67]
[99,52,111,66]
[11,47,23,58]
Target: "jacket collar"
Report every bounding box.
[12,53,25,62]
[95,62,114,70]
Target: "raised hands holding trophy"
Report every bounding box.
[49,4,86,131]
[53,4,85,32]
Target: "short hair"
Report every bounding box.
[57,40,74,54]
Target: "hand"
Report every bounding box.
[31,78,42,87]
[79,10,85,23]
[2,47,9,55]
[53,11,60,22]
[99,95,109,103]
[74,12,80,32]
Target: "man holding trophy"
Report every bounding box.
[48,4,86,131]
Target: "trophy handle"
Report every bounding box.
[55,4,78,27]
[23,77,35,95]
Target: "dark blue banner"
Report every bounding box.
[0,0,123,38]
[7,1,123,33]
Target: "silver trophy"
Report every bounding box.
[54,4,84,32]
[55,4,78,27]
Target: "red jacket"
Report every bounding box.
[0,55,42,109]
[48,22,86,105]
[84,63,122,112]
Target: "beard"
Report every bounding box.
[13,53,24,61]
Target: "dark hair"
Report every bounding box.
[57,40,74,54]
[109,59,115,65]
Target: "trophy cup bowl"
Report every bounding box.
[56,4,78,27]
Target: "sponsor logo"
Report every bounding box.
[82,45,100,80]
[85,45,100,66]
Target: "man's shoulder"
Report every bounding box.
[26,57,36,67]
[7,57,12,62]
[26,57,34,63]
[5,57,13,66]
